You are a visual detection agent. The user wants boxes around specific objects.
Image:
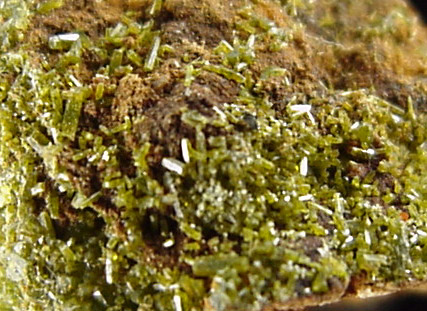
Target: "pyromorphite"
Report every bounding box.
[0,0,426,310]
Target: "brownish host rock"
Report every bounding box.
[0,0,426,310]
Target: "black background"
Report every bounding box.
[310,291,427,311]
[410,0,427,22]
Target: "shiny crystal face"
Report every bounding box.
[0,0,426,310]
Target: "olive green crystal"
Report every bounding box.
[0,0,426,310]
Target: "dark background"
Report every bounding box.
[309,291,427,311]
[410,0,427,22]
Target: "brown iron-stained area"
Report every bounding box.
[26,0,427,310]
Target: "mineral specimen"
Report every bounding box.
[0,0,426,310]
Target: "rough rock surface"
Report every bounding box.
[0,0,426,310]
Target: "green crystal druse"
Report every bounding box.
[0,0,426,310]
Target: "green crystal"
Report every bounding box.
[0,1,426,311]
